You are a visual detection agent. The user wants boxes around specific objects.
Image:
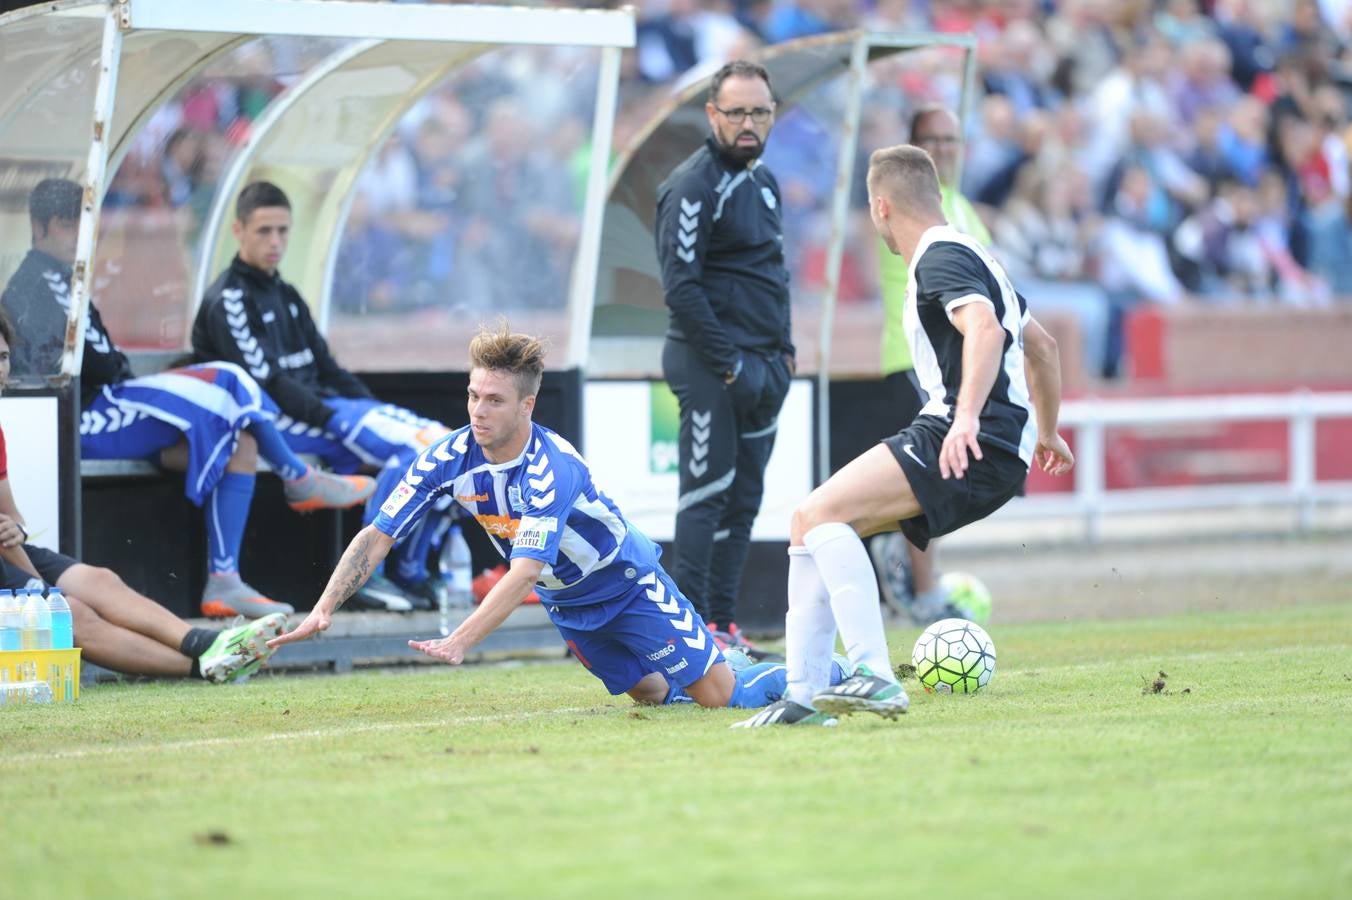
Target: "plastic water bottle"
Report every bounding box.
[1,679,55,704]
[47,588,73,650]
[0,661,53,705]
[438,521,474,636]
[20,588,52,650]
[0,589,18,651]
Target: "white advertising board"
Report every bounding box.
[583,379,814,541]
[0,396,62,552]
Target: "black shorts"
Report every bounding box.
[883,415,1028,551]
[0,544,79,590]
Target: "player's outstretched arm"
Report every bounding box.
[1022,316,1074,476]
[268,525,395,649]
[942,301,1007,480]
[410,556,545,665]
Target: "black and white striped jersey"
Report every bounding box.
[904,225,1036,465]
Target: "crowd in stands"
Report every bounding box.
[93,0,1352,380]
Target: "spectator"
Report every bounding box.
[993,163,1111,378]
[635,0,700,84]
[981,20,1057,117]
[161,127,206,209]
[1279,0,1342,62]
[1171,39,1242,126]
[1216,95,1271,186]
[1044,0,1122,97]
[1097,164,1187,376]
[331,192,411,316]
[762,0,853,44]
[1188,107,1240,189]
[1173,178,1273,299]
[457,99,580,311]
[1253,168,1333,305]
[1081,31,1176,192]
[1214,0,1277,91]
[1276,113,1352,293]
[1154,0,1218,48]
[1108,111,1210,231]
[961,94,1023,201]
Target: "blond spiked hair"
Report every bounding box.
[468,320,546,400]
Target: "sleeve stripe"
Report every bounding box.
[943,292,995,322]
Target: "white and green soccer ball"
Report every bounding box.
[911,618,996,694]
[939,571,992,626]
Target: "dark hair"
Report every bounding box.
[236,181,291,224]
[0,308,14,349]
[29,178,82,228]
[909,104,957,143]
[708,60,774,105]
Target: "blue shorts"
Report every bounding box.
[81,363,277,505]
[551,567,725,695]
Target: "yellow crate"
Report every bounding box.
[0,648,82,703]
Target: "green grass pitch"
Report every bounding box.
[2,602,1349,899]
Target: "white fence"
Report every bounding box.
[1003,391,1352,541]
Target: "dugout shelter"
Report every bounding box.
[0,0,633,638]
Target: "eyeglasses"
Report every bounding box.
[714,105,774,124]
[914,135,960,146]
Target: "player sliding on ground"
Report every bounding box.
[269,323,847,709]
[734,144,1075,727]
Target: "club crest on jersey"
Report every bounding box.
[508,485,527,513]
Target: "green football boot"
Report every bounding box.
[199,613,288,684]
[811,664,910,720]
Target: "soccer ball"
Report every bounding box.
[911,618,996,694]
[940,571,992,625]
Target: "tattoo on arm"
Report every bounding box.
[326,529,377,612]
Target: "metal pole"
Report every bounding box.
[814,34,869,485]
[1289,388,1316,532]
[62,5,124,388]
[1077,418,1105,543]
[58,5,124,558]
[568,44,625,369]
[956,37,978,192]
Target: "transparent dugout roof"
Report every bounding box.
[0,0,633,389]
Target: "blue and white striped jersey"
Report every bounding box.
[374,422,661,607]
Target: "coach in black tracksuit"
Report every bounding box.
[655,61,794,644]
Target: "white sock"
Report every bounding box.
[804,522,897,683]
[785,546,837,706]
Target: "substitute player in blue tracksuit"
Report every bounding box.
[270,323,846,709]
[193,181,456,613]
